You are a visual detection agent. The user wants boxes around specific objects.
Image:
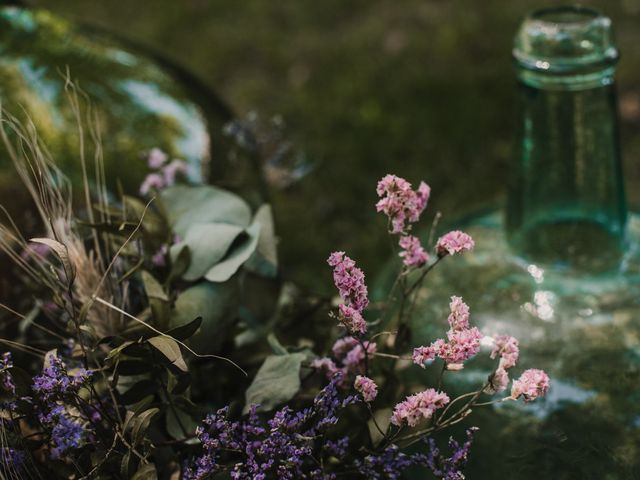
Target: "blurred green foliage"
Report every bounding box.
[28,0,640,291]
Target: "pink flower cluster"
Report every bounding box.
[398,235,429,268]
[485,335,520,394]
[412,296,482,370]
[376,174,430,234]
[354,375,378,402]
[376,175,432,269]
[140,148,188,196]
[312,336,377,386]
[327,252,369,334]
[511,369,549,402]
[436,230,475,257]
[390,388,450,427]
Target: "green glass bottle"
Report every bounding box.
[506,6,627,272]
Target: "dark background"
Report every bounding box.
[28,0,640,288]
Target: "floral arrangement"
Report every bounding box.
[0,99,548,479]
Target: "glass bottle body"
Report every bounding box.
[507,80,627,271]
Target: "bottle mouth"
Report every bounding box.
[513,5,618,77]
[530,5,600,25]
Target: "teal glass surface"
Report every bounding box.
[507,6,627,271]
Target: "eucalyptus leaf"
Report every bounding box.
[244,353,305,413]
[160,185,252,237]
[171,282,238,353]
[205,222,260,282]
[170,222,244,281]
[244,204,278,277]
[148,336,188,372]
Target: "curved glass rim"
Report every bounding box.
[528,5,602,26]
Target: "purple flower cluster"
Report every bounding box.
[184,376,359,479]
[32,354,91,402]
[354,429,478,480]
[28,353,95,460]
[39,404,89,459]
[0,352,16,394]
[424,428,477,480]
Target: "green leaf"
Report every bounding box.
[105,341,136,362]
[168,244,190,280]
[165,316,202,341]
[244,353,306,413]
[141,271,168,301]
[148,336,188,372]
[130,407,160,446]
[120,379,157,405]
[166,407,198,441]
[30,237,76,285]
[205,222,260,282]
[160,185,252,237]
[131,463,158,480]
[170,282,237,353]
[170,222,244,281]
[244,204,278,277]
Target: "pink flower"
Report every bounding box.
[162,159,188,186]
[338,304,367,335]
[442,327,483,364]
[139,173,165,195]
[376,175,430,234]
[485,368,509,394]
[511,369,549,402]
[416,327,482,369]
[311,357,339,377]
[412,345,437,368]
[328,252,369,334]
[490,335,519,370]
[147,147,168,169]
[436,230,475,257]
[354,375,378,402]
[317,337,377,386]
[332,336,360,358]
[447,296,470,332]
[390,389,450,427]
[151,244,169,267]
[398,235,429,268]
[343,341,376,372]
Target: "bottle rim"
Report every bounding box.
[513,5,618,76]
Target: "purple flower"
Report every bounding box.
[424,428,477,479]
